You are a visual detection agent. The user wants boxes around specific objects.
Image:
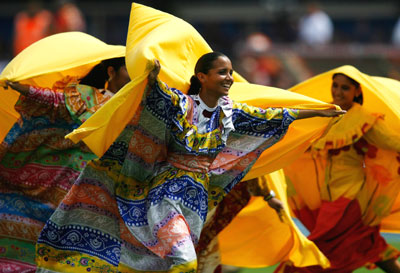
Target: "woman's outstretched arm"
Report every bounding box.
[296,108,346,119]
[5,81,30,96]
[5,80,65,107]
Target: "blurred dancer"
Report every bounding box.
[278,66,400,272]
[1,33,128,272]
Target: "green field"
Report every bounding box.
[234,234,400,273]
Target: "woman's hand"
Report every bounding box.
[267,197,284,212]
[318,108,347,117]
[4,80,30,96]
[147,59,160,87]
[297,108,346,119]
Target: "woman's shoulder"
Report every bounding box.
[52,75,80,91]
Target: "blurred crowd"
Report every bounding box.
[12,0,86,56]
[4,0,400,88]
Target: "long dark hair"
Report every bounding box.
[332,73,363,105]
[79,57,125,89]
[187,52,227,95]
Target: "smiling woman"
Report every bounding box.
[187,52,234,106]
[35,50,344,273]
[331,73,362,110]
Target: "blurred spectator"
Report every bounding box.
[54,0,86,33]
[13,0,53,56]
[298,1,333,46]
[236,32,293,88]
[392,17,400,46]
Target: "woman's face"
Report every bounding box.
[108,65,130,93]
[331,74,361,110]
[113,65,130,91]
[199,56,234,98]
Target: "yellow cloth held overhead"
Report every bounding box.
[289,65,400,234]
[218,171,330,268]
[290,65,400,132]
[66,3,337,177]
[0,31,125,142]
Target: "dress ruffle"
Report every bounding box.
[153,79,235,154]
[313,103,383,150]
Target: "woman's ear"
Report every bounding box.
[107,66,116,81]
[197,72,206,84]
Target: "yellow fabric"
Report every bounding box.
[287,65,400,233]
[0,31,125,143]
[66,3,337,178]
[218,171,330,268]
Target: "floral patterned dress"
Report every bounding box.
[36,78,298,273]
[0,76,113,272]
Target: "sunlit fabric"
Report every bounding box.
[0,31,125,142]
[276,66,400,272]
[288,65,400,234]
[34,3,339,272]
[66,3,338,179]
[216,171,331,269]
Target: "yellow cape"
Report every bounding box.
[0,31,125,142]
[218,66,400,268]
[66,3,338,178]
[218,170,330,268]
[289,65,400,234]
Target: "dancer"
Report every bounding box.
[0,33,128,272]
[35,51,343,272]
[277,66,400,272]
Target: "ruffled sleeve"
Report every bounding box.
[144,79,226,154]
[363,118,400,152]
[312,103,382,150]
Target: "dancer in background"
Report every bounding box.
[0,32,128,272]
[278,66,400,272]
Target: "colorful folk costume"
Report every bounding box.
[36,4,337,273]
[276,66,400,273]
[0,32,124,272]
